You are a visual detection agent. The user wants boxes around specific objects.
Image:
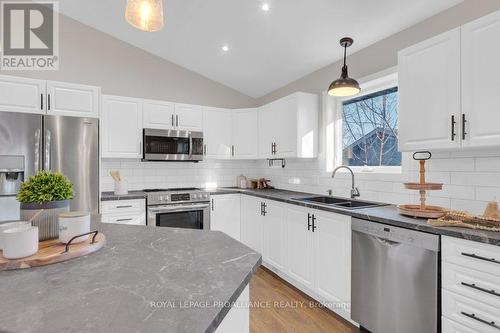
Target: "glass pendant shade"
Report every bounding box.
[125,0,164,32]
[328,37,360,97]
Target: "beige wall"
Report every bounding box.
[257,0,500,105]
[1,14,256,109]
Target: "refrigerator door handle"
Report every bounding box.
[44,129,51,170]
[34,129,41,172]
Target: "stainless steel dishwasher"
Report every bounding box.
[351,218,440,333]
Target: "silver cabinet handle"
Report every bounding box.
[171,114,174,127]
[116,205,133,209]
[116,218,133,222]
[176,115,179,127]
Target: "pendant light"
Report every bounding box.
[328,37,360,97]
[125,0,164,32]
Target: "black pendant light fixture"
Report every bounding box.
[328,37,360,97]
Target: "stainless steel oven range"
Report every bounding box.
[145,188,210,230]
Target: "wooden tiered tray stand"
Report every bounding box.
[398,152,448,218]
[0,230,105,271]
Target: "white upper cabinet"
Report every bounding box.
[0,75,45,114]
[461,11,500,148]
[143,99,175,129]
[174,103,203,131]
[0,76,100,117]
[399,10,500,151]
[46,81,99,118]
[398,29,461,151]
[101,95,143,159]
[258,92,319,158]
[203,107,232,158]
[232,108,259,159]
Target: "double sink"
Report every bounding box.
[293,196,387,210]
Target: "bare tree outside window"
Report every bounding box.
[342,87,401,167]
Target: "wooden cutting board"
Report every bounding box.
[0,233,105,271]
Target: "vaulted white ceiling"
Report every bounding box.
[58,0,463,98]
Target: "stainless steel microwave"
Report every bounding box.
[142,129,204,162]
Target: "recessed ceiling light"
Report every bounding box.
[261,3,270,12]
[221,45,229,52]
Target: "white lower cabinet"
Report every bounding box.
[101,199,146,226]
[442,236,500,333]
[240,195,263,254]
[210,194,241,241]
[286,206,314,290]
[313,211,351,313]
[215,285,249,333]
[240,196,352,321]
[262,201,287,272]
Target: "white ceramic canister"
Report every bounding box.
[0,221,30,250]
[2,225,39,259]
[114,180,128,195]
[58,212,91,244]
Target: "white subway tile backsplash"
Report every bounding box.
[101,149,500,215]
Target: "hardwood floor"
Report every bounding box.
[250,267,360,333]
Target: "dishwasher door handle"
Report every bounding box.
[374,236,401,247]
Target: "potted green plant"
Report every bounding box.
[17,171,74,240]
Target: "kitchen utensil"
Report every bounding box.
[0,221,30,250]
[58,211,91,244]
[1,225,39,259]
[0,231,105,270]
[398,151,447,218]
[110,170,122,182]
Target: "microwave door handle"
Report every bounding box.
[189,134,193,158]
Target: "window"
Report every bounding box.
[340,86,401,168]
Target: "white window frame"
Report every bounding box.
[331,69,403,174]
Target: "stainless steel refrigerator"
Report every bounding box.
[0,111,98,222]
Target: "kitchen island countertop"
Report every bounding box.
[0,221,261,333]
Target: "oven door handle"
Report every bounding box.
[148,204,210,213]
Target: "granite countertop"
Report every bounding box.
[101,187,500,246]
[209,188,500,246]
[0,222,262,333]
[101,190,147,201]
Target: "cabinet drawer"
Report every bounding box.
[101,213,145,226]
[443,262,500,309]
[101,199,145,214]
[443,289,500,333]
[442,236,500,276]
[442,317,480,333]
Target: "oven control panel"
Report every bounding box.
[147,190,210,205]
